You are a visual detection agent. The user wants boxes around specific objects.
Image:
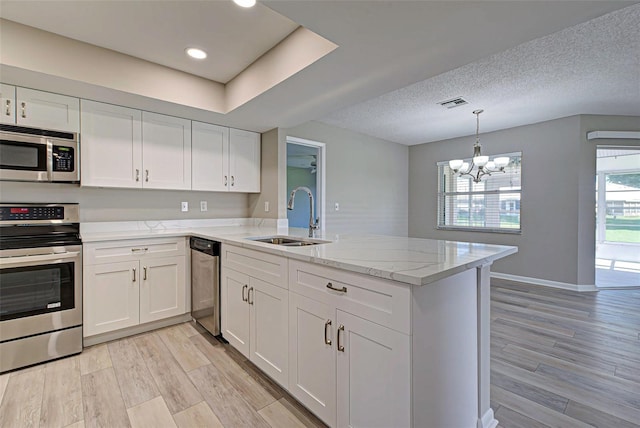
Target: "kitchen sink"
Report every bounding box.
[247,236,330,247]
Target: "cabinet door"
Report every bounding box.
[83,261,140,336]
[141,112,191,190]
[228,128,260,193]
[16,87,79,132]
[221,268,250,357]
[288,292,336,427]
[336,311,410,428]
[80,100,143,188]
[191,121,229,191]
[249,277,288,387]
[139,256,186,324]
[0,83,16,124]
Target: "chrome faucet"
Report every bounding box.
[287,186,319,238]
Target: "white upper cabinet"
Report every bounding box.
[142,111,192,190]
[192,122,260,193]
[80,101,192,190]
[229,128,261,193]
[16,87,80,133]
[81,100,143,188]
[0,84,16,125]
[192,121,229,192]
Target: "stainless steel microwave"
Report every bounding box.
[0,124,79,183]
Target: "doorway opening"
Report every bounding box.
[286,137,326,232]
[595,146,640,288]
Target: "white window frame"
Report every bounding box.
[437,151,522,234]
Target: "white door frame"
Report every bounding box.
[286,136,326,232]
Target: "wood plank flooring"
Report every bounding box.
[492,279,640,428]
[0,323,326,428]
[1,280,639,428]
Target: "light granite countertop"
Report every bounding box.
[81,219,517,286]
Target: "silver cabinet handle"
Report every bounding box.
[136,169,140,182]
[324,320,332,346]
[5,99,10,116]
[242,284,248,302]
[145,169,149,182]
[132,268,137,282]
[143,266,147,281]
[326,282,347,293]
[21,102,26,118]
[337,324,345,352]
[231,175,235,187]
[248,287,254,305]
[131,247,148,253]
[224,175,228,186]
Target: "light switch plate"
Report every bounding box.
[181,201,188,212]
[200,201,207,212]
[264,201,270,212]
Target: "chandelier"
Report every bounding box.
[448,109,509,183]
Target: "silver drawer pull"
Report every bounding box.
[132,268,137,282]
[248,287,254,305]
[21,102,26,118]
[337,324,345,352]
[242,284,248,302]
[324,319,332,346]
[131,247,148,253]
[5,99,11,116]
[136,169,140,182]
[326,282,347,293]
[143,266,147,281]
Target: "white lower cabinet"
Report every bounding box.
[335,310,411,428]
[221,245,289,387]
[221,251,411,428]
[83,238,187,338]
[287,260,411,428]
[288,292,336,425]
[84,261,140,335]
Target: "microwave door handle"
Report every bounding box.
[46,140,53,182]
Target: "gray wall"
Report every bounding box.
[285,121,408,236]
[408,114,640,286]
[0,182,249,222]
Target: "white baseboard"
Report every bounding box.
[491,272,598,292]
[478,408,498,428]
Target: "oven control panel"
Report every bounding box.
[0,206,65,221]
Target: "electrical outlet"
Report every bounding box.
[200,201,207,212]
[264,201,270,212]
[181,201,188,212]
[335,202,340,211]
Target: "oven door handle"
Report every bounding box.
[0,251,81,267]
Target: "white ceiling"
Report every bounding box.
[0,0,299,84]
[1,1,638,145]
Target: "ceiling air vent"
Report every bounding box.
[438,97,468,109]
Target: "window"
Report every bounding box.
[437,152,522,233]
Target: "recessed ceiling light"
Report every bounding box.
[185,48,207,60]
[233,0,256,8]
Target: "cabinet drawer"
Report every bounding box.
[289,260,411,334]
[223,244,287,288]
[84,237,186,265]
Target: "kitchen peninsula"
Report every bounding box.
[81,219,517,428]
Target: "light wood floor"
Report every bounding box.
[1,280,639,428]
[0,322,327,428]
[492,279,640,428]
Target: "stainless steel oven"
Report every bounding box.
[0,124,79,183]
[0,203,82,373]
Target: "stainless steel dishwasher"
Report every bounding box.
[190,237,221,336]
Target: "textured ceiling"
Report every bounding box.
[0,1,636,141]
[319,3,640,145]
